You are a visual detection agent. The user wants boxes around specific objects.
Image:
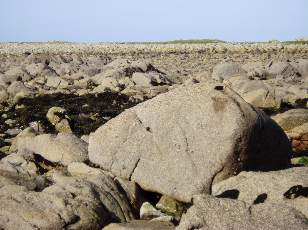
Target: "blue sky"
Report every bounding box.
[0,0,307,42]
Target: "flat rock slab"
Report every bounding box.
[17,133,88,166]
[177,195,308,230]
[89,83,291,202]
[212,167,308,218]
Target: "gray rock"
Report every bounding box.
[0,172,134,230]
[17,133,88,166]
[3,66,27,84]
[132,72,171,87]
[46,76,61,88]
[92,78,121,93]
[131,72,152,87]
[104,220,175,230]
[267,61,301,83]
[46,106,72,133]
[140,202,166,220]
[272,109,308,131]
[212,62,246,81]
[177,195,308,230]
[7,81,33,98]
[225,76,281,110]
[89,83,291,202]
[291,59,308,78]
[25,63,46,76]
[212,167,308,218]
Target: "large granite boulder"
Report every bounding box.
[89,83,291,202]
[212,167,308,218]
[177,195,308,230]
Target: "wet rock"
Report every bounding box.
[17,133,88,166]
[212,167,308,218]
[178,195,308,230]
[89,83,291,203]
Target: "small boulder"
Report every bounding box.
[17,133,88,166]
[212,62,246,81]
[272,109,308,131]
[46,106,72,133]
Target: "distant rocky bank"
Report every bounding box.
[0,43,307,229]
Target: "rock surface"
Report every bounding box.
[0,172,135,229]
[104,220,175,230]
[212,167,308,218]
[177,195,308,230]
[89,83,291,202]
[17,133,88,166]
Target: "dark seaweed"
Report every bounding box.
[0,92,141,137]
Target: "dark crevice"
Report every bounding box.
[216,189,240,199]
[253,193,268,204]
[0,92,143,137]
[284,185,308,199]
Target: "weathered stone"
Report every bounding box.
[104,220,175,230]
[212,167,308,218]
[89,83,291,202]
[177,195,308,230]
[46,106,72,133]
[17,133,88,166]
[212,62,246,81]
[287,122,308,154]
[156,195,184,221]
[272,109,308,131]
[140,202,166,220]
[25,63,46,76]
[0,171,134,230]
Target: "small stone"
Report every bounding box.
[5,129,22,136]
[140,202,165,220]
[46,107,72,133]
[5,119,16,126]
[156,195,184,221]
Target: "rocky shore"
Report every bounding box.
[0,42,307,229]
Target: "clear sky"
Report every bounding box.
[0,0,307,42]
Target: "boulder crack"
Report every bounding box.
[129,158,140,181]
